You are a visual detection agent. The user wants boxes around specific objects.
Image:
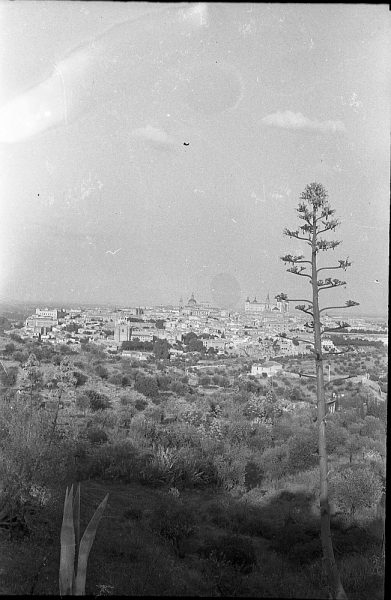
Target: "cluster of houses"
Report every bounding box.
[17,293,342,360]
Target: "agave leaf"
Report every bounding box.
[74,494,108,596]
[73,483,81,589]
[59,485,75,596]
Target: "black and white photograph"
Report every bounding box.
[0,2,388,597]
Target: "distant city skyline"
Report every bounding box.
[0,3,389,314]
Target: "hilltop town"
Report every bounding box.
[4,293,387,364]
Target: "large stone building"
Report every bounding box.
[180,293,220,318]
[114,322,132,343]
[244,293,289,314]
[25,316,58,335]
[251,361,283,377]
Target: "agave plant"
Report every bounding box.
[59,484,108,596]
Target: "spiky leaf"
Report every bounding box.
[59,486,76,596]
[74,494,109,596]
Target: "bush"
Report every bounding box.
[86,427,108,445]
[108,373,123,386]
[76,441,147,482]
[287,430,318,473]
[0,395,73,532]
[73,371,88,387]
[95,364,109,379]
[0,366,18,387]
[199,534,257,574]
[148,500,196,554]
[84,390,111,411]
[134,397,148,411]
[134,375,159,398]
[4,342,15,355]
[260,444,290,481]
[269,522,321,563]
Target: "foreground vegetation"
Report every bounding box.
[0,334,386,597]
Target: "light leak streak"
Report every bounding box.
[0,3,209,143]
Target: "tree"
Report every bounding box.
[330,464,383,516]
[134,375,159,398]
[4,342,15,355]
[277,183,359,599]
[153,338,171,360]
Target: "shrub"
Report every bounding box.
[108,373,123,386]
[84,390,111,411]
[213,448,248,494]
[121,375,131,387]
[170,381,189,395]
[260,444,290,481]
[244,460,263,490]
[86,427,108,445]
[73,371,88,387]
[0,395,72,532]
[269,522,321,563]
[135,375,159,398]
[75,393,90,415]
[148,500,196,554]
[134,397,148,411]
[287,430,318,473]
[95,364,109,379]
[76,441,147,482]
[4,342,15,355]
[199,534,257,574]
[0,366,18,387]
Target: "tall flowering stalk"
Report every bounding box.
[277,182,359,600]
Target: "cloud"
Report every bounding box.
[131,124,176,147]
[261,111,346,134]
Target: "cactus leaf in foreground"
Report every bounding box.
[59,485,108,596]
[59,486,76,595]
[74,493,109,595]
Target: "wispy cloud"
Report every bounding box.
[261,111,346,134]
[131,124,176,148]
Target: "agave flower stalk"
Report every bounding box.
[59,484,108,596]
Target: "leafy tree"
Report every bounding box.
[9,333,23,343]
[134,375,159,398]
[188,337,205,354]
[153,338,171,360]
[0,316,11,332]
[4,342,15,355]
[182,331,197,346]
[287,429,318,473]
[12,350,28,363]
[0,365,18,388]
[156,374,171,390]
[330,464,383,516]
[277,182,360,599]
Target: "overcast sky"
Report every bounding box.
[0,2,389,314]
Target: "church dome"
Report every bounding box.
[188,292,197,305]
